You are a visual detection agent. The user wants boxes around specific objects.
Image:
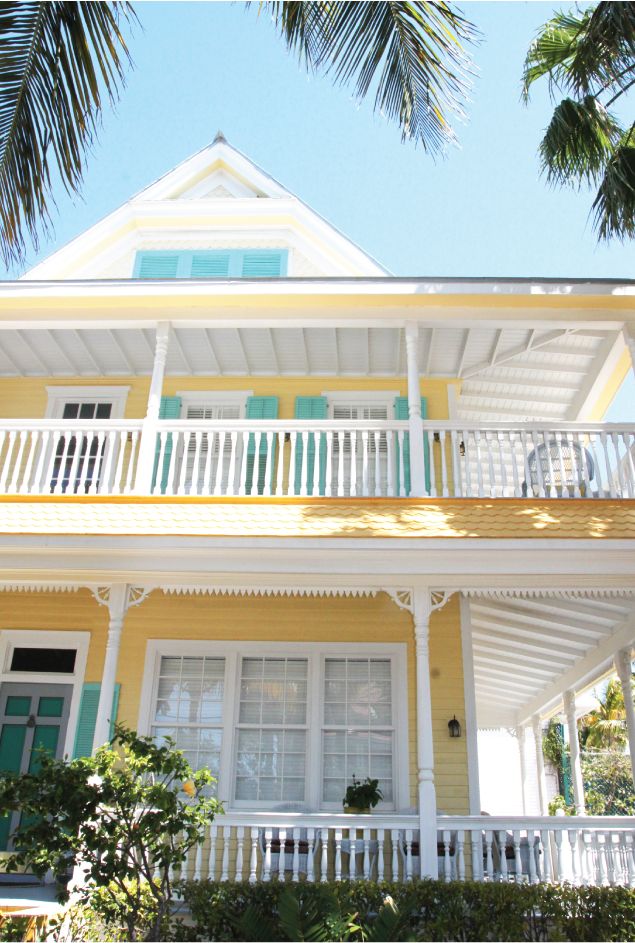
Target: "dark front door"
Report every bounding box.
[0,683,72,849]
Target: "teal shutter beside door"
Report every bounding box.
[394,397,429,495]
[245,397,278,494]
[152,396,182,494]
[294,397,328,495]
[73,683,121,758]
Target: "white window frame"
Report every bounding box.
[45,386,130,420]
[0,629,89,759]
[322,390,399,419]
[175,390,252,417]
[138,640,409,812]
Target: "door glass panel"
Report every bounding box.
[5,696,31,716]
[10,648,76,673]
[38,697,64,717]
[27,727,59,774]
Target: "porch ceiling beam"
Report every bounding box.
[46,329,81,374]
[464,375,581,393]
[71,329,103,373]
[488,329,503,367]
[456,329,470,377]
[169,328,193,374]
[518,609,635,724]
[509,596,630,626]
[267,328,280,374]
[473,650,555,678]
[461,389,572,408]
[567,331,626,420]
[474,683,525,704]
[424,328,434,375]
[139,328,157,365]
[299,327,310,373]
[490,360,588,376]
[471,602,613,638]
[333,328,341,375]
[10,329,50,374]
[107,328,136,374]
[471,622,590,655]
[474,668,540,692]
[461,329,576,380]
[473,640,576,669]
[202,328,221,374]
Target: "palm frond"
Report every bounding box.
[0,1,134,268]
[592,128,635,240]
[267,1,478,154]
[523,3,635,102]
[522,9,592,100]
[540,96,622,186]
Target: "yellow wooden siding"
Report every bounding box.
[0,376,459,421]
[0,589,468,814]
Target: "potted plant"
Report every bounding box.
[342,775,383,814]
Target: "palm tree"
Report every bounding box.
[522,2,635,241]
[579,679,628,751]
[0,1,477,268]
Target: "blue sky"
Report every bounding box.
[8,0,634,410]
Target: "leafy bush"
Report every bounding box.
[583,752,635,815]
[0,726,221,942]
[180,879,635,942]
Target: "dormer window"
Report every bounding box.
[133,249,288,279]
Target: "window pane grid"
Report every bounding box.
[322,658,394,805]
[235,657,307,803]
[152,655,225,792]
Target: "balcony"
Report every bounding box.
[171,812,635,886]
[0,419,632,500]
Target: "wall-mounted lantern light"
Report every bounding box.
[448,715,461,738]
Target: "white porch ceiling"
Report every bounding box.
[0,324,621,421]
[469,594,635,728]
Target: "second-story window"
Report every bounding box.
[133,249,288,279]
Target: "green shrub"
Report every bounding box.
[179,879,635,942]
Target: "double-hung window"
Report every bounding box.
[144,642,407,810]
[327,394,394,496]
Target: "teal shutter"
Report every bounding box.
[152,396,182,494]
[190,252,231,277]
[245,396,279,494]
[240,250,288,277]
[134,250,288,279]
[394,397,429,495]
[133,251,185,279]
[73,683,121,758]
[294,397,328,496]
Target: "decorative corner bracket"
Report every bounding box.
[90,585,152,612]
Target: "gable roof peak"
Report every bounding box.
[212,129,227,145]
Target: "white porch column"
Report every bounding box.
[404,322,427,497]
[412,588,439,878]
[135,321,171,494]
[93,584,129,751]
[615,647,635,782]
[515,724,528,815]
[563,689,586,814]
[624,325,635,379]
[531,714,548,814]
[459,595,481,814]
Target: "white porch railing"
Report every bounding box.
[172,812,635,887]
[0,418,633,499]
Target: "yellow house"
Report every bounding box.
[0,134,634,885]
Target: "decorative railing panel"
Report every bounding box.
[0,418,632,499]
[171,813,635,887]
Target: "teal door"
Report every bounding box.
[0,683,72,850]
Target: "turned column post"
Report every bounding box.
[615,647,635,782]
[413,588,439,878]
[531,714,548,815]
[563,689,586,814]
[404,322,427,497]
[93,584,129,751]
[135,321,171,493]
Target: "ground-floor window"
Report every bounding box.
[141,641,408,811]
